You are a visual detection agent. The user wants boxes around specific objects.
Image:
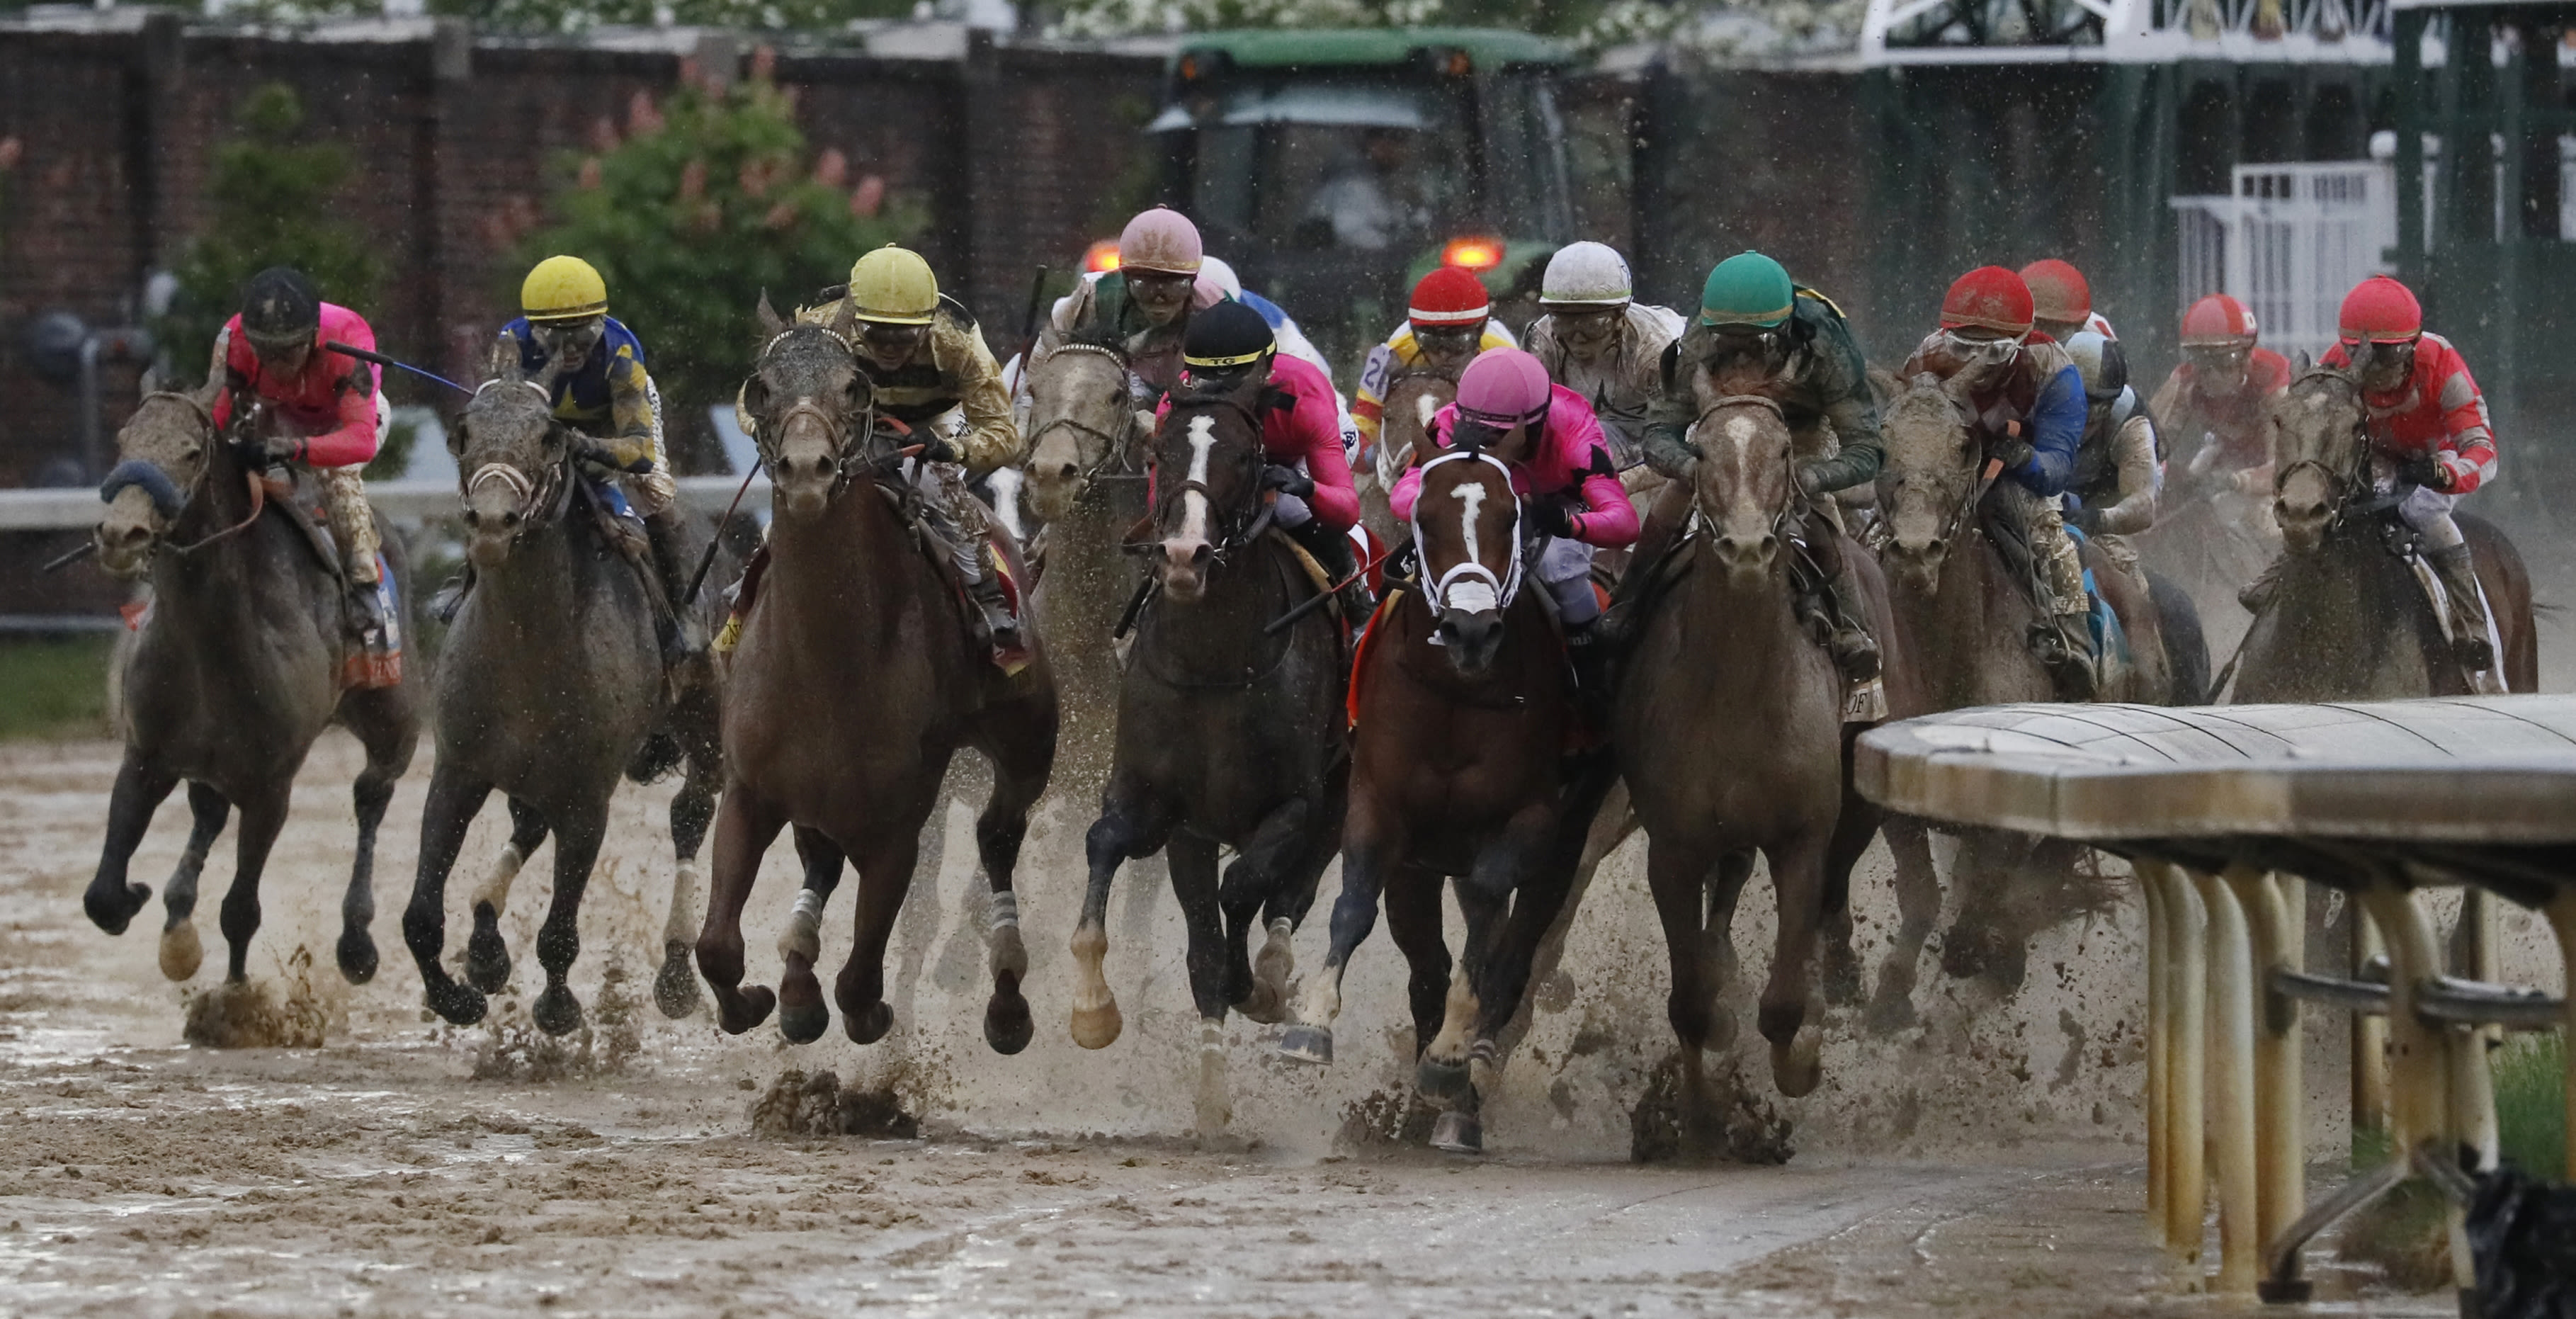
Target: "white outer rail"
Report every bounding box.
[0,475,771,532]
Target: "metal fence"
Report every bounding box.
[2170,161,2398,361]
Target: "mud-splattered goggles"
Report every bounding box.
[1933,328,2024,370]
[531,317,606,355]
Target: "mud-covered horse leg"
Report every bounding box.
[1382,864,1452,1068]
[1941,829,2038,990]
[1425,878,1509,1153]
[1817,729,1885,1008]
[404,763,495,1024]
[1422,803,1553,1105]
[1701,850,1756,1051]
[215,788,293,985]
[972,715,1053,1056]
[1249,766,1346,1024]
[334,681,417,985]
[528,805,607,1036]
[777,826,844,1045]
[1281,798,1408,1065]
[1166,829,1237,1140]
[84,756,179,936]
[1645,834,1725,1143]
[696,786,786,1035]
[1759,831,1831,1098]
[1220,797,1312,1024]
[1069,777,1172,1050]
[466,799,547,995]
[655,752,720,1020]
[1868,815,1941,1033]
[833,820,926,1046]
[157,782,229,982]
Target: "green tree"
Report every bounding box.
[158,84,382,385]
[515,69,919,470]
[430,0,914,34]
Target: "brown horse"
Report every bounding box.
[2235,367,2536,701]
[1617,396,1893,1111]
[1067,368,1346,1143]
[398,349,723,1034]
[1357,371,1457,551]
[1281,448,1614,1153]
[693,303,1057,1052]
[86,386,419,992]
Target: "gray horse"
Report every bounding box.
[399,351,722,1034]
[1020,338,1152,794]
[86,385,419,991]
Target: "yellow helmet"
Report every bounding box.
[846,245,939,326]
[521,255,608,323]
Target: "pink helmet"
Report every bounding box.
[1118,206,1203,276]
[1456,348,1553,428]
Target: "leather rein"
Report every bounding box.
[106,390,275,558]
[1024,341,1145,500]
[1682,394,1803,544]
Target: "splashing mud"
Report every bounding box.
[751,1068,921,1139]
[179,945,329,1048]
[1629,1051,1795,1165]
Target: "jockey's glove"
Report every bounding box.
[2070,504,2104,536]
[1526,497,1577,540]
[1986,436,2036,475]
[1642,431,1702,481]
[576,440,654,475]
[1262,465,1315,500]
[915,434,961,465]
[2400,455,2454,492]
[240,434,307,465]
[1793,461,1828,499]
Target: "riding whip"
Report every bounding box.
[324,341,472,397]
[681,459,764,608]
[1264,541,1397,635]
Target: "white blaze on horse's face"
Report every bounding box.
[1443,482,1496,613]
[1180,415,1218,545]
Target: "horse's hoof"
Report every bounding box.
[1070,1000,1123,1051]
[1704,1008,1738,1053]
[1770,1026,1824,1099]
[464,905,511,994]
[777,1000,831,1045]
[533,985,585,1037]
[85,881,151,936]
[844,1000,894,1046]
[984,987,1033,1056]
[1820,947,1864,1007]
[1863,983,1919,1036]
[336,927,379,985]
[1429,1109,1484,1155]
[715,985,776,1036]
[426,982,489,1027]
[1415,1053,1473,1102]
[1276,1024,1333,1065]
[158,922,203,982]
[1233,979,1287,1025]
[652,944,701,1019]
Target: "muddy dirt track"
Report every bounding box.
[0,735,2459,1317]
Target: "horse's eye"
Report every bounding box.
[178,443,201,462]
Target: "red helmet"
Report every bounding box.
[2338,274,2422,344]
[1409,266,1492,329]
[2019,259,2091,325]
[2179,293,2258,347]
[1939,266,2034,336]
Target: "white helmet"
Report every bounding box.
[1540,241,1633,308]
[1198,255,1244,300]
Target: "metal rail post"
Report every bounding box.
[2145,859,2209,1263]
[2354,905,2391,1146]
[2224,866,2305,1259]
[2357,882,2469,1293]
[2553,890,2576,1184]
[2198,867,2260,1293]
[2144,866,2169,1243]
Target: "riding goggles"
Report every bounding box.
[531,317,606,355]
[1414,326,1482,358]
[2184,344,2251,371]
[858,319,930,353]
[1933,328,2024,370]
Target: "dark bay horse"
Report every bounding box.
[2236,367,2536,701]
[1872,373,2203,994]
[86,386,419,993]
[696,305,1057,1052]
[1281,448,1613,1153]
[1067,369,1346,1143]
[398,351,723,1034]
[1618,396,1893,1110]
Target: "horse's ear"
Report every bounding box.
[1936,370,1978,408]
[484,334,523,388]
[825,297,858,340]
[755,290,785,340]
[2293,349,2314,375]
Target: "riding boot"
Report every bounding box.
[1287,519,1371,634]
[1565,620,1615,732]
[967,565,1023,653]
[1823,570,1883,683]
[2238,553,2285,615]
[643,503,707,669]
[2026,608,2098,702]
[2428,543,2497,674]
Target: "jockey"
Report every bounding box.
[208,266,391,655]
[1199,254,1364,459]
[2149,293,2291,497]
[1522,241,1685,468]
[1898,265,2094,698]
[1640,251,1884,681]
[501,255,697,661]
[2061,331,2161,539]
[805,244,1026,659]
[1391,347,1638,698]
[2317,274,2499,670]
[1351,266,1519,459]
[1047,205,1225,402]
[1167,300,1368,621]
[2021,259,2117,342]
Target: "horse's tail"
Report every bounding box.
[2146,567,2211,706]
[2460,511,2538,693]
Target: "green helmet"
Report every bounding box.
[1699,251,1795,329]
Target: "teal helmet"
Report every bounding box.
[1699,251,1795,329]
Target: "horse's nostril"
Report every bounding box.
[113,524,148,548]
[463,509,480,528]
[501,510,521,527]
[1052,463,1079,482]
[1190,544,1212,567]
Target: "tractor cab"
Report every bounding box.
[1137,28,1579,368]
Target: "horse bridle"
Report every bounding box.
[1413,448,1524,614]
[747,327,885,502]
[463,379,574,542]
[2272,368,2381,530]
[1151,393,1274,562]
[1025,341,1145,499]
[98,390,275,558]
[1683,395,1800,543]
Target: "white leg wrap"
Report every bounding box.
[1200,1019,1225,1056]
[663,858,703,947]
[776,886,825,963]
[471,843,526,915]
[988,889,1020,934]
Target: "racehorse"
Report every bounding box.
[84,384,418,995]
[2235,366,2536,701]
[1873,372,2201,993]
[1067,367,1346,1142]
[1618,395,1897,1112]
[1020,337,1151,792]
[1279,447,1616,1153]
[1356,370,1457,552]
[398,348,722,1034]
[693,300,1057,1052]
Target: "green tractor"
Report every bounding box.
[1134,27,1582,368]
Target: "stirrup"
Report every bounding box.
[1829,627,1881,682]
[2453,633,2496,674]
